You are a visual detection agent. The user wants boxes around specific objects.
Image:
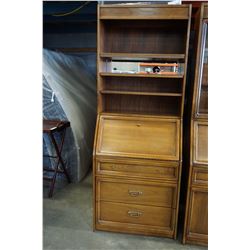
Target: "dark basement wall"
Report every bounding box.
[43,1,97,53]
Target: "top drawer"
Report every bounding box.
[99,5,191,20]
[96,115,180,161]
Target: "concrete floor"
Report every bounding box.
[43,172,208,250]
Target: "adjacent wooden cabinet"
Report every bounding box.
[183,3,208,246]
[93,4,191,239]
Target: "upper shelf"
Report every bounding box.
[100,72,184,78]
[100,53,185,61]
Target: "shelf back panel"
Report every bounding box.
[102,76,182,94]
[102,94,181,116]
[101,20,188,54]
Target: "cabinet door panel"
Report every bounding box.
[186,187,208,242]
[193,121,208,164]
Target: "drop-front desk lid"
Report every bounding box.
[96,115,180,161]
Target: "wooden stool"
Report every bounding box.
[43,119,71,197]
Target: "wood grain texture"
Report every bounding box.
[100,73,184,78]
[96,201,176,237]
[193,120,208,164]
[101,76,183,94]
[100,5,190,20]
[182,3,208,246]
[103,95,181,116]
[96,176,177,208]
[192,166,208,186]
[94,3,191,239]
[100,53,185,60]
[185,187,208,245]
[180,5,192,117]
[95,157,179,181]
[100,90,182,97]
[101,20,188,54]
[96,115,180,161]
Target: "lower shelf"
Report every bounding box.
[100,90,182,97]
[102,94,181,117]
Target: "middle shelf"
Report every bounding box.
[100,53,186,61]
[99,72,184,78]
[100,90,182,97]
[99,74,183,94]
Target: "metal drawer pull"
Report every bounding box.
[128,190,143,197]
[127,210,143,217]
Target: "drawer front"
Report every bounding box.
[96,159,178,181]
[96,177,177,208]
[97,201,175,230]
[100,6,190,20]
[193,121,208,164]
[192,166,208,186]
[96,115,180,161]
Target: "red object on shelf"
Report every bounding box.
[139,63,178,67]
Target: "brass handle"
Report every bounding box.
[127,210,143,217]
[128,190,143,197]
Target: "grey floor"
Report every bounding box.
[43,172,208,250]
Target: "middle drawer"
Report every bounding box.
[96,176,177,208]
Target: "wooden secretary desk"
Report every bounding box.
[182,3,208,246]
[93,4,191,238]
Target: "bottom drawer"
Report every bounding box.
[96,201,175,232]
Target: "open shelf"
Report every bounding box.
[101,76,182,95]
[100,90,182,97]
[100,72,184,78]
[102,94,181,117]
[97,6,190,118]
[100,20,188,54]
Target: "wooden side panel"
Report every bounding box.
[100,6,190,20]
[96,115,180,161]
[193,121,208,164]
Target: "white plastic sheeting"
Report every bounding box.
[43,49,96,182]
